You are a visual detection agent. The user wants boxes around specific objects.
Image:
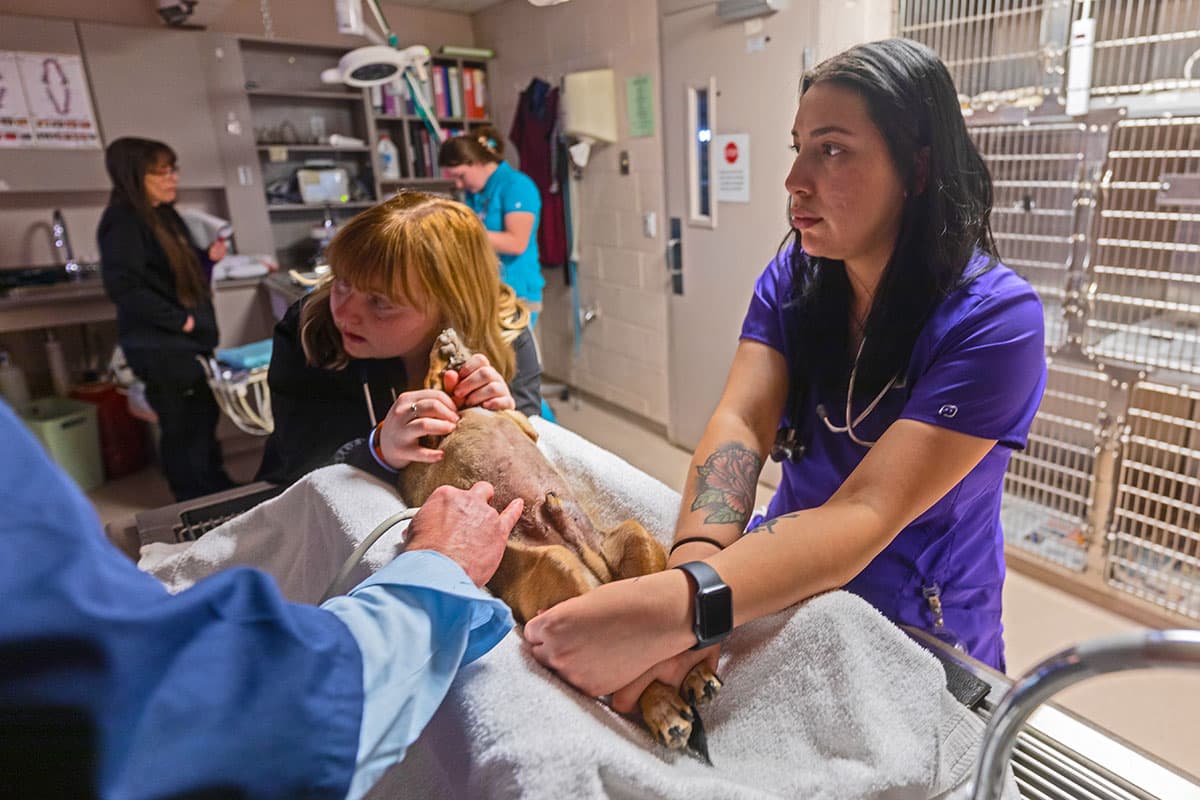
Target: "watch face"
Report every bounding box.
[696,584,733,640]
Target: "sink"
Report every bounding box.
[0,263,101,297]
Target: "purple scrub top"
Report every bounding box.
[741,248,1046,671]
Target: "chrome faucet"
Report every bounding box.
[50,208,80,277]
[972,629,1200,800]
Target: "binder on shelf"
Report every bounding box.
[432,65,449,118]
[448,66,463,119]
[471,68,488,120]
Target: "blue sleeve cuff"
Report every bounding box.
[350,550,514,663]
[368,424,401,474]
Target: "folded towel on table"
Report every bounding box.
[138,417,1016,800]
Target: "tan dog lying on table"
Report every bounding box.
[397,329,722,752]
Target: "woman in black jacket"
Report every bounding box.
[256,192,543,487]
[98,137,235,500]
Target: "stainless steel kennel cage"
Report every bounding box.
[898,0,1200,630]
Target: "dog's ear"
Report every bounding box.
[500,409,539,443]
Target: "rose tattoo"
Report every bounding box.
[691,442,762,526]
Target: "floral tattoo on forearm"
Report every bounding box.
[690,442,762,526]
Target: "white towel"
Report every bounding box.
[138,418,1015,799]
[138,465,410,603]
[369,591,1016,800]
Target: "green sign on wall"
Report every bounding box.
[626,74,655,138]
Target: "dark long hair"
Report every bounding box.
[104,137,208,307]
[437,125,505,167]
[785,38,996,406]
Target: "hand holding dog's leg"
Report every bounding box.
[611,646,721,715]
[377,390,459,469]
[444,353,515,411]
[406,482,524,587]
[524,570,696,698]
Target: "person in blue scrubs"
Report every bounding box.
[0,399,521,800]
[439,127,545,324]
[525,39,1047,708]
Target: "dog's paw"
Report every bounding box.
[682,663,723,708]
[638,680,694,750]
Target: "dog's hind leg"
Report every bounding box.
[490,539,599,625]
[600,520,667,580]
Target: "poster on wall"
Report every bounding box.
[0,52,35,148]
[14,51,101,149]
[713,133,750,203]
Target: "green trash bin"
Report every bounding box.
[21,397,104,492]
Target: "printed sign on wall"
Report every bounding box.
[1,51,101,149]
[0,52,34,148]
[714,133,750,203]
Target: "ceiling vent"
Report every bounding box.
[716,0,787,23]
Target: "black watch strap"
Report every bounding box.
[674,560,733,650]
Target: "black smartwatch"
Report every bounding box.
[674,561,733,650]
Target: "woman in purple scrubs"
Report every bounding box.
[525,38,1046,710]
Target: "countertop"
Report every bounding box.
[0,274,266,334]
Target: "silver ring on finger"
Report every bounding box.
[410,401,419,415]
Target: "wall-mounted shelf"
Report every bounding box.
[246,89,362,101]
[233,41,489,268]
[255,144,370,153]
[381,177,453,186]
[267,202,376,213]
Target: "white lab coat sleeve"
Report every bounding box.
[320,549,513,800]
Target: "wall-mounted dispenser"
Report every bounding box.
[562,68,618,146]
[716,0,787,23]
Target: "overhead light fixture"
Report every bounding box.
[323,0,442,140]
[320,44,431,87]
[528,0,572,6]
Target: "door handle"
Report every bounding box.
[667,218,683,294]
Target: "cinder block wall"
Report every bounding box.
[473,0,671,424]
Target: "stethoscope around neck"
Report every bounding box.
[770,337,901,462]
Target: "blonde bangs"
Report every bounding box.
[308,191,528,379]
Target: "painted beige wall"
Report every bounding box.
[817,0,894,60]
[0,1,474,47]
[473,0,671,423]
[0,1,473,270]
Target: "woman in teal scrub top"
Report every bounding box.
[439,126,545,324]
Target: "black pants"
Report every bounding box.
[124,349,234,501]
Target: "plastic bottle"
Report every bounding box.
[0,350,30,410]
[377,133,401,181]
[45,331,70,396]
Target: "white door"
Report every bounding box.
[659,0,892,453]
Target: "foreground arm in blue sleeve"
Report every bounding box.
[322,550,514,800]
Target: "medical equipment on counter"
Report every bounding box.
[297,167,350,205]
[212,254,273,281]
